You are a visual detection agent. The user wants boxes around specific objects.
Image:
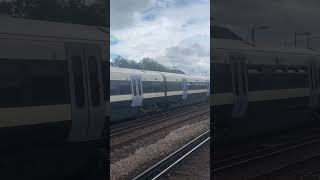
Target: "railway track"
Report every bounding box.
[110,103,208,137]
[110,105,209,149]
[213,134,320,180]
[132,130,210,180]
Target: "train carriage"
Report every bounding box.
[0,15,108,146]
[110,67,210,122]
[110,67,166,121]
[211,25,320,141]
[0,15,109,178]
[184,75,210,105]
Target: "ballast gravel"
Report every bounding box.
[110,119,210,180]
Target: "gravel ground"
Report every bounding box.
[110,119,210,180]
[252,156,320,180]
[214,127,320,161]
[110,108,209,163]
[214,126,320,180]
[160,140,210,180]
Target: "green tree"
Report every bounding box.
[111,56,185,74]
[0,0,106,26]
[0,1,13,15]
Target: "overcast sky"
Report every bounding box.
[212,0,320,49]
[110,0,210,76]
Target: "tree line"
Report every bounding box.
[111,56,185,74]
[0,0,107,26]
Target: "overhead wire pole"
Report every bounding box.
[251,25,270,43]
[293,32,311,48]
[307,36,320,49]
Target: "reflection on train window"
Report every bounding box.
[110,80,131,95]
[0,61,69,108]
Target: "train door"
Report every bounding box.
[130,75,143,107]
[206,80,210,96]
[182,79,188,99]
[67,45,106,142]
[318,64,320,106]
[309,63,319,108]
[231,56,248,118]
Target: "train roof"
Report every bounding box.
[0,15,108,61]
[213,38,320,56]
[211,25,243,41]
[0,15,108,43]
[212,26,320,56]
[111,66,163,76]
[111,66,209,81]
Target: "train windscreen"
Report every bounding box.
[211,25,243,40]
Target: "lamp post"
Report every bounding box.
[294,32,311,48]
[251,25,270,43]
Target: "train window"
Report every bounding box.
[248,67,263,74]
[72,56,85,107]
[0,63,24,107]
[167,81,182,91]
[102,62,109,101]
[274,68,286,73]
[0,61,69,107]
[240,63,247,93]
[132,80,137,96]
[248,64,308,91]
[212,63,232,93]
[143,81,164,93]
[232,63,240,95]
[88,56,100,107]
[138,79,143,95]
[110,80,131,95]
[298,68,307,73]
[187,81,207,90]
[287,68,298,73]
[29,62,69,106]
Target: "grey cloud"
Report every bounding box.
[160,40,209,75]
[110,0,151,30]
[212,0,320,48]
[166,43,209,61]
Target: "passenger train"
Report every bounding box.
[0,15,108,178]
[110,66,210,122]
[211,25,320,142]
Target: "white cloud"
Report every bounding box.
[110,0,210,76]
